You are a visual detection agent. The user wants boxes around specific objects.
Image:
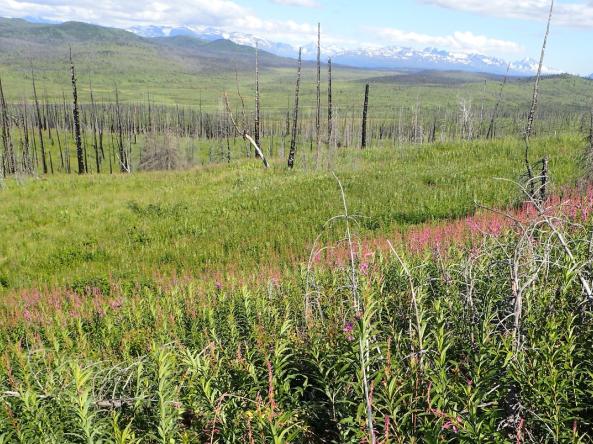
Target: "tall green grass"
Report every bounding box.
[0,135,584,290]
[1,219,592,442]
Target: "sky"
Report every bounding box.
[0,0,592,74]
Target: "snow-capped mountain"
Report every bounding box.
[509,58,560,75]
[129,25,298,58]
[328,49,562,76]
[129,25,559,76]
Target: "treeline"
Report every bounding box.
[0,54,591,176]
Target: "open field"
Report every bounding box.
[0,134,585,290]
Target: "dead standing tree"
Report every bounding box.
[90,80,101,173]
[524,0,554,199]
[115,86,129,172]
[70,48,84,174]
[585,102,593,181]
[361,84,369,149]
[0,77,16,176]
[327,58,333,144]
[327,57,335,169]
[224,59,270,168]
[32,70,48,174]
[287,48,302,169]
[254,41,261,156]
[224,68,269,168]
[315,23,321,168]
[224,93,269,168]
[589,103,593,150]
[487,63,510,139]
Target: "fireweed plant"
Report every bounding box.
[1,179,593,443]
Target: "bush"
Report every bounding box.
[138,131,182,171]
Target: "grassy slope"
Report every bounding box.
[0,135,584,289]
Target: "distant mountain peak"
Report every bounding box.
[128,25,561,76]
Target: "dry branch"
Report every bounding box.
[223,93,269,168]
[287,48,302,169]
[524,0,554,198]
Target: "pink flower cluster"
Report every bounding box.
[343,322,354,341]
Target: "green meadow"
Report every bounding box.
[0,134,584,290]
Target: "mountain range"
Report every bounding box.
[0,17,591,112]
[129,24,560,76]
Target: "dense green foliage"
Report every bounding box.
[1,217,593,442]
[0,135,583,290]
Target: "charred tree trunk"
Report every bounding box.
[315,23,321,167]
[487,64,510,140]
[254,41,261,156]
[115,87,128,172]
[90,81,100,173]
[70,49,84,174]
[56,124,65,172]
[0,77,16,176]
[20,103,33,174]
[524,0,554,198]
[32,71,47,174]
[327,58,333,144]
[540,156,548,203]
[589,104,593,151]
[361,84,370,149]
[287,48,302,169]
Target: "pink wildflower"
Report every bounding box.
[359,262,369,275]
[443,421,459,433]
[109,298,123,310]
[343,322,354,341]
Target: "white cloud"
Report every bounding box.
[419,0,593,28]
[0,0,318,44]
[371,27,523,56]
[271,0,320,7]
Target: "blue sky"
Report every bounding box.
[1,0,592,74]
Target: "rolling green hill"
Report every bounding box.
[0,17,590,115]
[0,18,311,105]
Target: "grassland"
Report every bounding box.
[0,134,585,290]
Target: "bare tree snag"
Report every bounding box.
[540,156,548,203]
[90,80,100,173]
[224,94,269,168]
[361,84,370,149]
[524,0,554,198]
[487,64,510,140]
[0,77,15,176]
[589,103,593,151]
[327,57,333,144]
[287,48,302,169]
[254,41,261,157]
[315,23,321,168]
[70,48,84,174]
[115,86,129,172]
[32,70,47,174]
